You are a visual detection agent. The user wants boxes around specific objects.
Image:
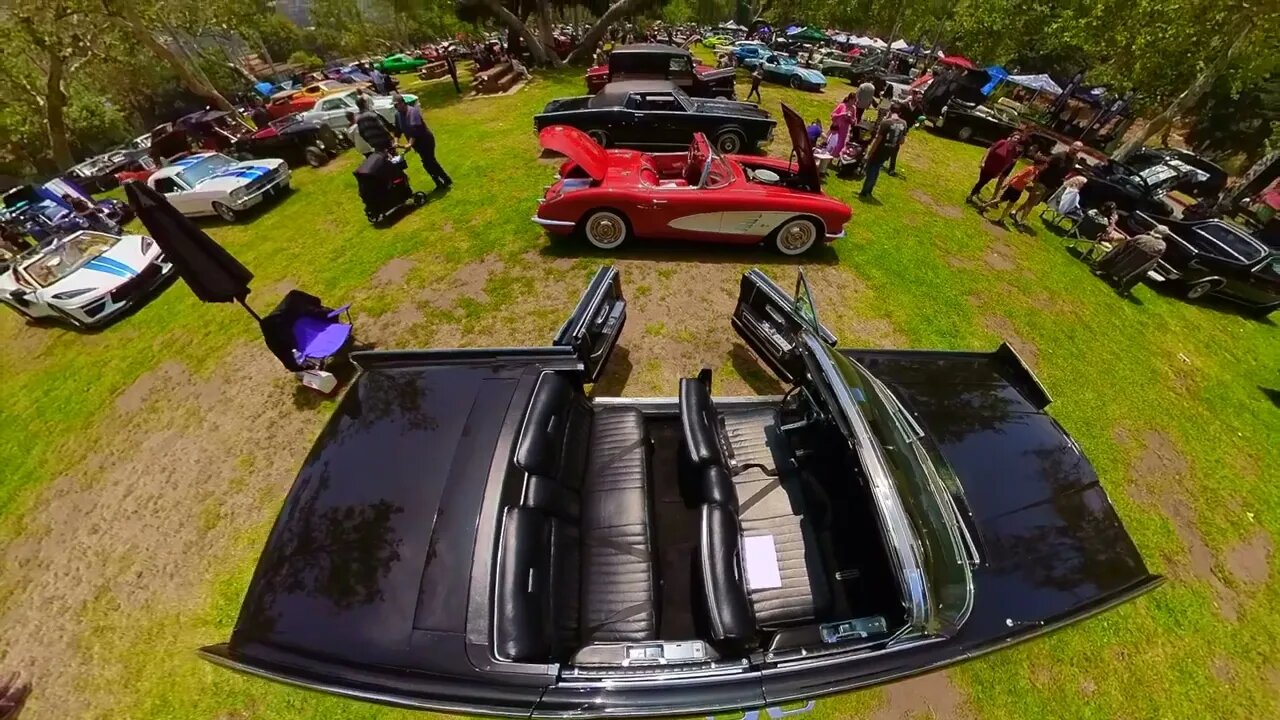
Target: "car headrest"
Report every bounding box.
[698,503,757,650]
[494,507,556,662]
[515,373,589,486]
[679,375,723,469]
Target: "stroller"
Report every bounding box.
[834,124,874,179]
[354,149,427,224]
[259,290,358,394]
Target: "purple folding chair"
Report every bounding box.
[260,291,357,394]
[293,304,353,366]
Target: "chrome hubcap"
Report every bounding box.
[780,222,814,251]
[1189,283,1210,298]
[588,215,623,245]
[720,136,740,152]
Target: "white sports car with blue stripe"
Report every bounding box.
[147,152,291,222]
[0,231,174,328]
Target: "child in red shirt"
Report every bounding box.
[980,163,1041,224]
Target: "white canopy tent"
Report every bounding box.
[1006,73,1064,95]
[866,37,888,49]
[889,39,911,50]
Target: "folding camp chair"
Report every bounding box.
[260,290,357,394]
[1041,185,1085,234]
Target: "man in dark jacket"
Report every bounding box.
[392,93,452,190]
[354,96,395,154]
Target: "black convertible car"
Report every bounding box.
[934,100,1055,154]
[535,81,775,154]
[1123,212,1280,316]
[1078,157,1205,216]
[201,268,1161,716]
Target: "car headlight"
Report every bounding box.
[229,187,247,202]
[52,287,94,301]
[140,236,154,254]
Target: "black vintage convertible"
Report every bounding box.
[535,80,775,154]
[1123,212,1280,316]
[201,268,1161,717]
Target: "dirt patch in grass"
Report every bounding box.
[909,188,964,219]
[982,314,1039,369]
[1225,530,1272,587]
[0,345,321,720]
[1080,678,1098,696]
[947,255,976,270]
[113,361,195,414]
[983,220,1011,241]
[871,671,970,720]
[425,254,504,309]
[372,257,415,287]
[362,300,426,346]
[983,240,1019,271]
[1211,655,1236,684]
[1126,429,1240,620]
[259,277,298,301]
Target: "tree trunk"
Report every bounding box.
[565,0,654,64]
[1114,18,1256,161]
[110,3,235,112]
[535,0,558,62]
[44,55,74,170]
[473,0,556,66]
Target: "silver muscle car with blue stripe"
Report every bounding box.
[0,231,174,328]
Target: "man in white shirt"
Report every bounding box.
[345,111,374,156]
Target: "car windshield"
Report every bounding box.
[704,152,734,189]
[21,232,117,288]
[178,155,236,187]
[798,332,976,638]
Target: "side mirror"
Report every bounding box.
[9,289,30,303]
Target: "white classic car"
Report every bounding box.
[298,89,417,132]
[147,152,291,221]
[0,231,174,328]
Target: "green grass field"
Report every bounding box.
[0,59,1277,720]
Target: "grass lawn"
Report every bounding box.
[0,58,1277,720]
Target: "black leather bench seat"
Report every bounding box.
[580,407,656,642]
[498,374,656,662]
[722,408,830,629]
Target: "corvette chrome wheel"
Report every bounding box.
[582,210,628,250]
[774,218,818,256]
[212,202,238,222]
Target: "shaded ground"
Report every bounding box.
[0,64,1278,720]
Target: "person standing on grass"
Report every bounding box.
[354,96,396,154]
[392,93,453,191]
[827,94,855,155]
[967,131,1024,203]
[979,161,1041,224]
[854,80,876,124]
[860,102,907,199]
[747,65,763,103]
[1013,140,1082,225]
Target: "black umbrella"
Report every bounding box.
[124,181,259,319]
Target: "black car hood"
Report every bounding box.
[847,348,1159,634]
[226,359,522,670]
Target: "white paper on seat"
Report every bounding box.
[742,534,783,590]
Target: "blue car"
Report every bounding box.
[731,42,771,65]
[757,53,827,91]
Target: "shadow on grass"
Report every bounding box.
[1260,386,1280,409]
[729,342,785,395]
[539,235,840,265]
[1143,280,1278,325]
[590,344,633,398]
[855,194,882,205]
[291,356,359,410]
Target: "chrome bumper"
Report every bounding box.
[826,229,846,240]
[1147,260,1180,282]
[531,216,576,228]
[231,174,291,209]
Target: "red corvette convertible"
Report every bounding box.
[532,105,851,256]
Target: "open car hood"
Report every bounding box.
[539,125,608,181]
[780,104,820,191]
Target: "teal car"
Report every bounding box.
[757,54,827,91]
[376,54,427,74]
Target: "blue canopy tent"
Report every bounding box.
[981,66,1008,95]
